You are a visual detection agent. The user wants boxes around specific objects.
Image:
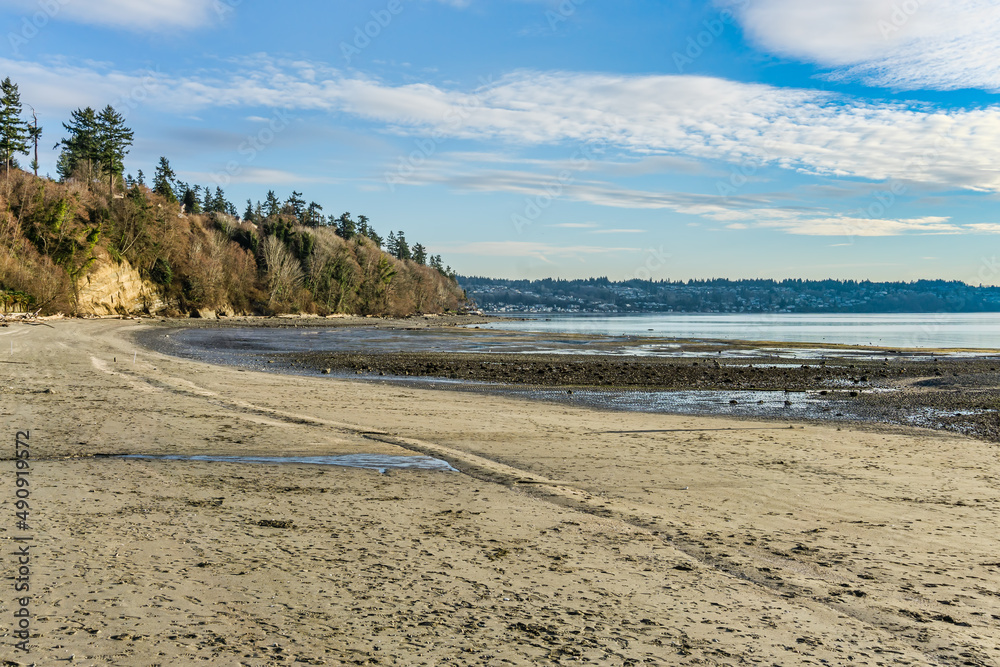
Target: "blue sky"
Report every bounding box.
[4,0,1000,283]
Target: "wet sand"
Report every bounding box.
[2,318,1000,665]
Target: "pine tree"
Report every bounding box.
[181,186,201,214]
[336,212,356,239]
[0,77,29,183]
[96,105,133,197]
[136,169,145,187]
[153,157,177,202]
[264,190,281,218]
[412,243,427,265]
[244,199,255,223]
[303,201,324,227]
[213,186,228,214]
[284,191,305,221]
[55,150,73,182]
[394,230,411,261]
[57,107,99,182]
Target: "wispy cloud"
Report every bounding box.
[394,161,986,237]
[13,54,1000,233]
[588,228,646,234]
[722,0,1000,91]
[0,0,221,32]
[12,56,1000,192]
[751,215,962,237]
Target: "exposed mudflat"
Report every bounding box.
[138,318,1000,443]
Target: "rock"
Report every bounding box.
[75,256,164,316]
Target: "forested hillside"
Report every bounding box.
[0,78,465,317]
[462,276,1000,314]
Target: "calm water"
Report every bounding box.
[481,313,1000,349]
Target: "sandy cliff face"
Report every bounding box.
[75,258,164,316]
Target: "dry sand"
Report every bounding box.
[1,319,999,666]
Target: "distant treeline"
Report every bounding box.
[460,276,1000,314]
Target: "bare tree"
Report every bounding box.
[261,236,304,308]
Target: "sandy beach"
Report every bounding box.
[2,318,1000,666]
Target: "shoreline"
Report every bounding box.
[2,319,1000,665]
[137,317,1000,444]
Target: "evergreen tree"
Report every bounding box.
[181,186,201,214]
[244,199,255,223]
[96,105,133,196]
[136,169,145,187]
[153,157,177,202]
[0,77,29,182]
[367,226,383,249]
[357,214,370,238]
[173,179,188,204]
[56,106,99,182]
[202,186,213,212]
[264,190,281,218]
[284,190,306,221]
[412,243,427,265]
[55,150,73,182]
[336,212,356,239]
[394,230,411,261]
[213,186,229,214]
[303,201,324,227]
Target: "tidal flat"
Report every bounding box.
[143,317,1000,444]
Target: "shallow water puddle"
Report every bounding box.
[502,387,853,420]
[120,454,458,474]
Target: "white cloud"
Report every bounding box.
[14,57,1000,195]
[0,0,221,32]
[752,215,962,237]
[966,223,1000,233]
[722,0,1000,91]
[392,160,993,237]
[13,55,1000,236]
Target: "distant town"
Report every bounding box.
[458,277,1000,314]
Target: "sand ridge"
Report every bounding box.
[1,319,998,665]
